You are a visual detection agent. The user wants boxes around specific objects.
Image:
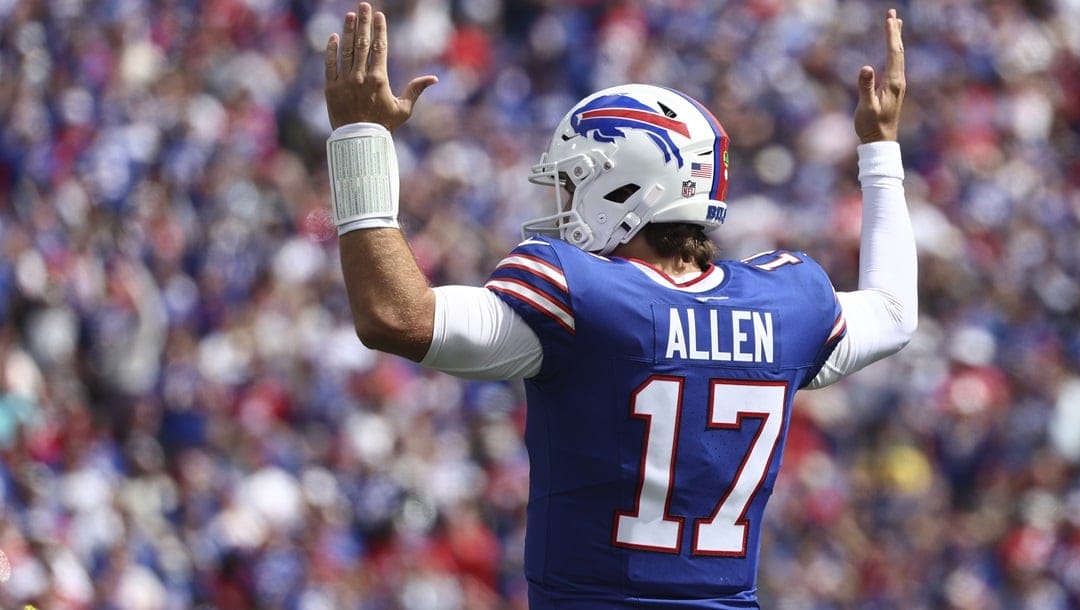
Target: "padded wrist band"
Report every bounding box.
[327,122,400,234]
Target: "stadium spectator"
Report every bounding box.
[0,0,1076,608]
[323,2,915,607]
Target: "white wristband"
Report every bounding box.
[327,122,400,234]
[857,141,904,181]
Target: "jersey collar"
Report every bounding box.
[623,258,727,293]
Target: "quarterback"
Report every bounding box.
[323,3,914,608]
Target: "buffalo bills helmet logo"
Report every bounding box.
[571,94,690,167]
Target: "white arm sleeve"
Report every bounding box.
[420,285,543,380]
[809,141,918,389]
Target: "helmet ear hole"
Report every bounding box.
[603,184,640,203]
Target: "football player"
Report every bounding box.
[323,4,914,608]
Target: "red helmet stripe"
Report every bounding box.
[578,108,691,138]
[664,89,729,202]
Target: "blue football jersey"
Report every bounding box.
[485,237,845,609]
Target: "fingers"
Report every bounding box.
[325,34,339,83]
[332,4,375,79]
[368,11,389,81]
[340,11,357,74]
[399,75,439,111]
[883,8,905,97]
[325,2,434,130]
[353,3,372,77]
[857,66,877,107]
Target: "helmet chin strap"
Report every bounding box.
[597,211,643,255]
[598,182,666,254]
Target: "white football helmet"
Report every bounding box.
[525,83,730,255]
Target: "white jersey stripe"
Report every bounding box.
[827,314,847,343]
[486,279,576,333]
[495,255,568,292]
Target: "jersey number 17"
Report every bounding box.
[613,376,788,556]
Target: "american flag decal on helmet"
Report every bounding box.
[665,87,730,202]
[690,162,712,178]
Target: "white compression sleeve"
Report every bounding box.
[420,285,543,380]
[809,141,917,389]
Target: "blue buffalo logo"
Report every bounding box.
[571,94,690,167]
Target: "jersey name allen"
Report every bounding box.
[662,307,775,363]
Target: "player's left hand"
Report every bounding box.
[854,8,905,143]
[324,2,437,132]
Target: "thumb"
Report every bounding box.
[857,66,876,103]
[400,75,439,107]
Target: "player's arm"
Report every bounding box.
[323,3,440,360]
[810,9,916,389]
[422,286,543,379]
[325,3,544,375]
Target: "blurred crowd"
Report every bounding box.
[0,0,1078,608]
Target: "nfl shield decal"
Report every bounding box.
[682,180,696,198]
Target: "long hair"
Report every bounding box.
[642,222,717,270]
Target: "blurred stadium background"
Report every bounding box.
[0,0,1078,608]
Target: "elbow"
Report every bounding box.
[876,289,919,353]
[899,297,919,345]
[349,288,435,360]
[353,312,431,362]
[890,313,918,353]
[353,317,394,352]
[901,314,918,343]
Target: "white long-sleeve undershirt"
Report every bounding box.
[421,142,916,386]
[808,141,916,388]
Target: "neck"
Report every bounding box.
[611,235,703,279]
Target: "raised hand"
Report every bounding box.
[324,2,438,131]
[854,9,905,143]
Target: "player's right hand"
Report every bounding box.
[324,2,437,132]
[854,9,905,143]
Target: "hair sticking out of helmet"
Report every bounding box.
[525,84,730,255]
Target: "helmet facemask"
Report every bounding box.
[525,149,627,251]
